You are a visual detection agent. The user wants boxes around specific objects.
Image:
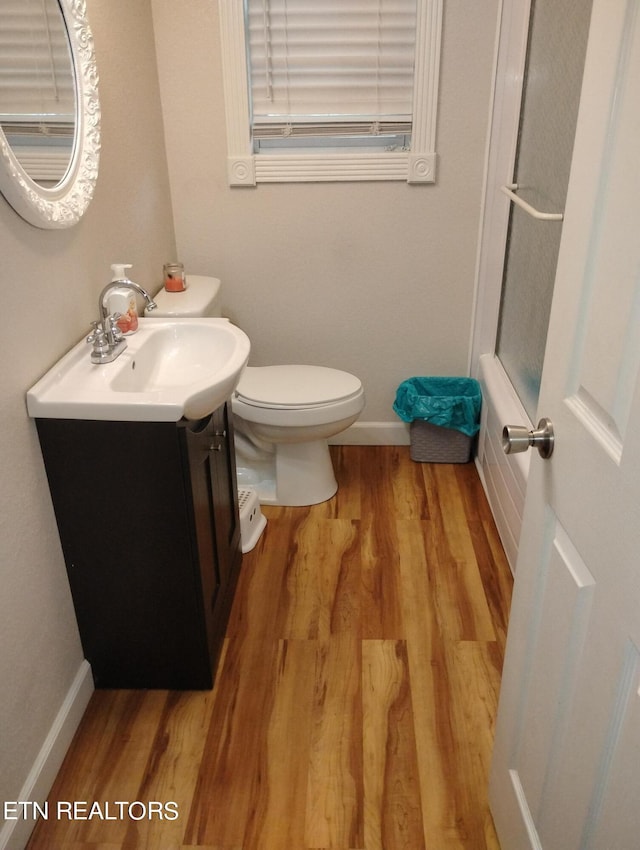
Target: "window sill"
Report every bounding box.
[228,151,437,185]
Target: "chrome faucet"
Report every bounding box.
[87,279,158,364]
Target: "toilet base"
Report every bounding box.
[236,438,338,506]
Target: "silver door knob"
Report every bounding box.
[502,417,554,459]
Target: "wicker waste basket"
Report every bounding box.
[393,377,482,464]
[409,419,473,463]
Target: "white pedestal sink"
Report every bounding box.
[27,318,251,422]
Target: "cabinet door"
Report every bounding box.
[208,403,241,588]
[185,416,223,636]
[36,417,213,689]
[184,404,241,668]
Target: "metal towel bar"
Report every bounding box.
[501,184,564,221]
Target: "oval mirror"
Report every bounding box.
[0,0,100,229]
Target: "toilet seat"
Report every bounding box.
[233,365,365,429]
[235,365,362,409]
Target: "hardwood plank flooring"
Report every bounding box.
[26,445,512,850]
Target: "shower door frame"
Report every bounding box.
[469,0,534,573]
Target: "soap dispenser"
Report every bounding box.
[107,263,139,334]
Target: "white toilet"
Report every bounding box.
[148,275,365,506]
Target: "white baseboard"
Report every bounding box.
[0,660,94,850]
[329,420,410,446]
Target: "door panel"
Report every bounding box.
[515,519,595,824]
[567,31,640,450]
[490,0,640,846]
[586,645,640,850]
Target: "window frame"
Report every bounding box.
[218,0,443,185]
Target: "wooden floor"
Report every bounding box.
[27,445,512,850]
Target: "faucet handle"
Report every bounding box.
[86,321,111,360]
[86,321,106,345]
[106,313,124,340]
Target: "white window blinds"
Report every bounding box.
[0,0,75,123]
[246,0,417,141]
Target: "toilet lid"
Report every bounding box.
[236,365,362,408]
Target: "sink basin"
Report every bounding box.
[27,318,251,422]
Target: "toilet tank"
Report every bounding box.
[146,275,222,318]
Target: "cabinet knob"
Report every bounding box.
[209,443,223,452]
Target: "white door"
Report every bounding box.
[489,1,640,848]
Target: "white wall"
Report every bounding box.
[0,1,175,844]
[152,0,500,431]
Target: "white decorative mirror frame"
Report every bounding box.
[0,0,101,229]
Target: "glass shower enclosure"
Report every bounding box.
[496,0,592,420]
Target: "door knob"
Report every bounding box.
[502,417,554,459]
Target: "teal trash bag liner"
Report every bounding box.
[393,377,482,437]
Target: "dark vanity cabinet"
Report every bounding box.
[35,403,242,689]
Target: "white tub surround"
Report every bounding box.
[476,354,530,573]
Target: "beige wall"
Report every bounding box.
[152,0,500,424]
[1,0,500,831]
[0,0,175,829]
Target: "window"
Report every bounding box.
[0,0,76,182]
[218,0,442,184]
